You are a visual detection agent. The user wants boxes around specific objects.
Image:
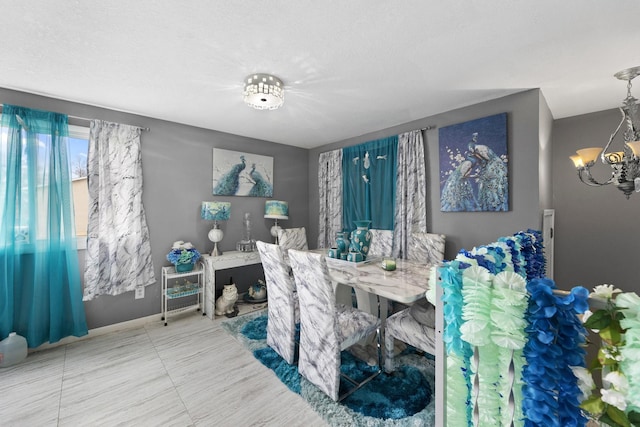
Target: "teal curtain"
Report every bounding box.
[342,136,398,232]
[0,104,88,348]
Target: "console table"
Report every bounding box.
[201,251,262,319]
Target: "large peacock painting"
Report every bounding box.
[213,148,274,197]
[439,113,508,212]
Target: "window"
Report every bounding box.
[0,122,89,246]
[69,125,89,241]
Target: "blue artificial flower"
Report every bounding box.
[522,277,588,426]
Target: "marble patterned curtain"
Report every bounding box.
[317,149,342,248]
[393,130,427,258]
[83,120,155,300]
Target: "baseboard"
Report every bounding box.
[29,313,160,353]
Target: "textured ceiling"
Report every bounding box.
[2,1,640,148]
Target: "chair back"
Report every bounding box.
[256,240,298,364]
[368,229,393,258]
[407,232,446,263]
[288,249,341,397]
[277,227,309,251]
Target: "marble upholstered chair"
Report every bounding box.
[277,227,308,263]
[384,233,445,372]
[367,229,393,258]
[288,249,382,402]
[406,232,446,263]
[277,227,309,251]
[256,241,299,365]
[356,228,393,324]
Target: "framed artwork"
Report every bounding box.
[439,113,508,212]
[212,148,274,197]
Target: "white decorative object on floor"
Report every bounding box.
[215,283,239,316]
[0,332,27,368]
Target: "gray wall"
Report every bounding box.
[0,88,309,329]
[552,109,640,293]
[308,90,551,260]
[8,83,631,330]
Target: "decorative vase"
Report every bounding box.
[335,232,350,256]
[349,220,372,260]
[175,262,194,273]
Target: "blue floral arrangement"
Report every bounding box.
[166,241,201,265]
[522,278,589,427]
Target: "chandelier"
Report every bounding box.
[243,73,284,110]
[570,66,640,198]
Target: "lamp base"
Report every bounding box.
[208,225,224,257]
[270,224,282,244]
[211,242,222,257]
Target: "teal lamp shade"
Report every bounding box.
[264,200,288,220]
[202,201,230,256]
[201,201,231,221]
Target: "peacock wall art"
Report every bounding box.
[438,113,509,212]
[212,148,274,197]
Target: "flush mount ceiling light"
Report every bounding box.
[243,73,284,110]
[570,66,640,198]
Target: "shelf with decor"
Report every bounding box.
[161,263,204,326]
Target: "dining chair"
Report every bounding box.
[406,232,446,263]
[277,227,308,263]
[256,240,299,365]
[384,294,437,372]
[367,229,393,258]
[288,249,382,402]
[356,229,393,320]
[384,233,445,372]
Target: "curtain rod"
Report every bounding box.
[0,105,150,132]
[421,125,436,131]
[67,113,150,132]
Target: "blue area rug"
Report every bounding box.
[222,311,435,426]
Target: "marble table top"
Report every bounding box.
[312,250,433,304]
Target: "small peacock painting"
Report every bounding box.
[212,148,274,197]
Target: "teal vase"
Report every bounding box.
[335,232,350,256]
[349,220,372,260]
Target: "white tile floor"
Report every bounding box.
[0,312,327,426]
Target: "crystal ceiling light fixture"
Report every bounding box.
[570,66,640,198]
[243,73,284,110]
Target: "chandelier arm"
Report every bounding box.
[578,168,615,187]
[600,107,627,165]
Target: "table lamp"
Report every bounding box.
[264,200,288,244]
[201,201,231,256]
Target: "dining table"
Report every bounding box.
[309,249,434,321]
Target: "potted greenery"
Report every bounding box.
[166,241,201,272]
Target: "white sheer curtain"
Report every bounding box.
[393,130,427,258]
[83,120,155,300]
[317,149,343,248]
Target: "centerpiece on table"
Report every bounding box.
[166,241,201,272]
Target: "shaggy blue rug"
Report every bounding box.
[222,311,435,426]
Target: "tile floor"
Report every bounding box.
[0,312,327,426]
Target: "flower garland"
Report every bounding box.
[441,230,547,426]
[439,260,473,427]
[581,285,640,427]
[522,278,589,427]
[491,270,528,425]
[513,229,546,280]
